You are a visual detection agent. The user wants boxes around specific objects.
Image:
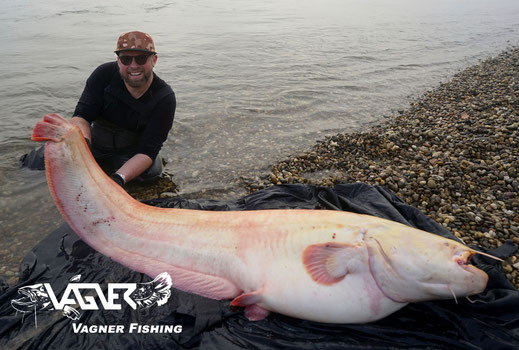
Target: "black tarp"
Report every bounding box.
[1,183,518,349]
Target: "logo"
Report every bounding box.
[11,272,172,327]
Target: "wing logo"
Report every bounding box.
[11,272,172,327]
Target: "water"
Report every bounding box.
[1,0,518,282]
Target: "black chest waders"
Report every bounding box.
[90,119,163,182]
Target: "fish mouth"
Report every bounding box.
[455,248,502,273]
[455,250,477,272]
[11,289,39,312]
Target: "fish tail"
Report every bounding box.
[152,273,173,306]
[32,113,73,142]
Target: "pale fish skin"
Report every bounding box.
[32,114,490,324]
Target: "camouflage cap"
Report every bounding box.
[115,31,156,54]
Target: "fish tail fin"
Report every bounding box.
[32,113,73,142]
[152,272,173,306]
[152,272,171,289]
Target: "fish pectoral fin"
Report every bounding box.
[303,242,362,285]
[230,292,269,321]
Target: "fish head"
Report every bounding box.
[130,272,172,309]
[366,226,490,303]
[11,283,52,313]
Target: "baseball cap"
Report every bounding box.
[114,31,156,54]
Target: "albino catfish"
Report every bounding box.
[32,113,497,324]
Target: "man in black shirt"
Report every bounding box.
[22,31,176,186]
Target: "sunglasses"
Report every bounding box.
[118,54,152,66]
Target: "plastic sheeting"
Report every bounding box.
[0,183,518,349]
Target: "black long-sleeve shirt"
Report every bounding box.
[73,61,176,160]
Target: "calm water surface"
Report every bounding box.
[1,0,519,281]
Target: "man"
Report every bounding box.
[21,31,176,186]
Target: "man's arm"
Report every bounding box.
[70,115,151,184]
[115,153,153,183]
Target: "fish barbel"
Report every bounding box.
[32,113,494,324]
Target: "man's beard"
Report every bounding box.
[121,70,151,88]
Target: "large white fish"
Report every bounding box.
[32,113,495,324]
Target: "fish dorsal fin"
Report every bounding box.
[303,242,363,285]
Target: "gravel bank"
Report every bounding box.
[245,48,519,288]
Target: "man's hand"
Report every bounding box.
[70,116,92,141]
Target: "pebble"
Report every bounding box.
[160,192,177,198]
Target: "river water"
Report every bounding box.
[1,0,518,282]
